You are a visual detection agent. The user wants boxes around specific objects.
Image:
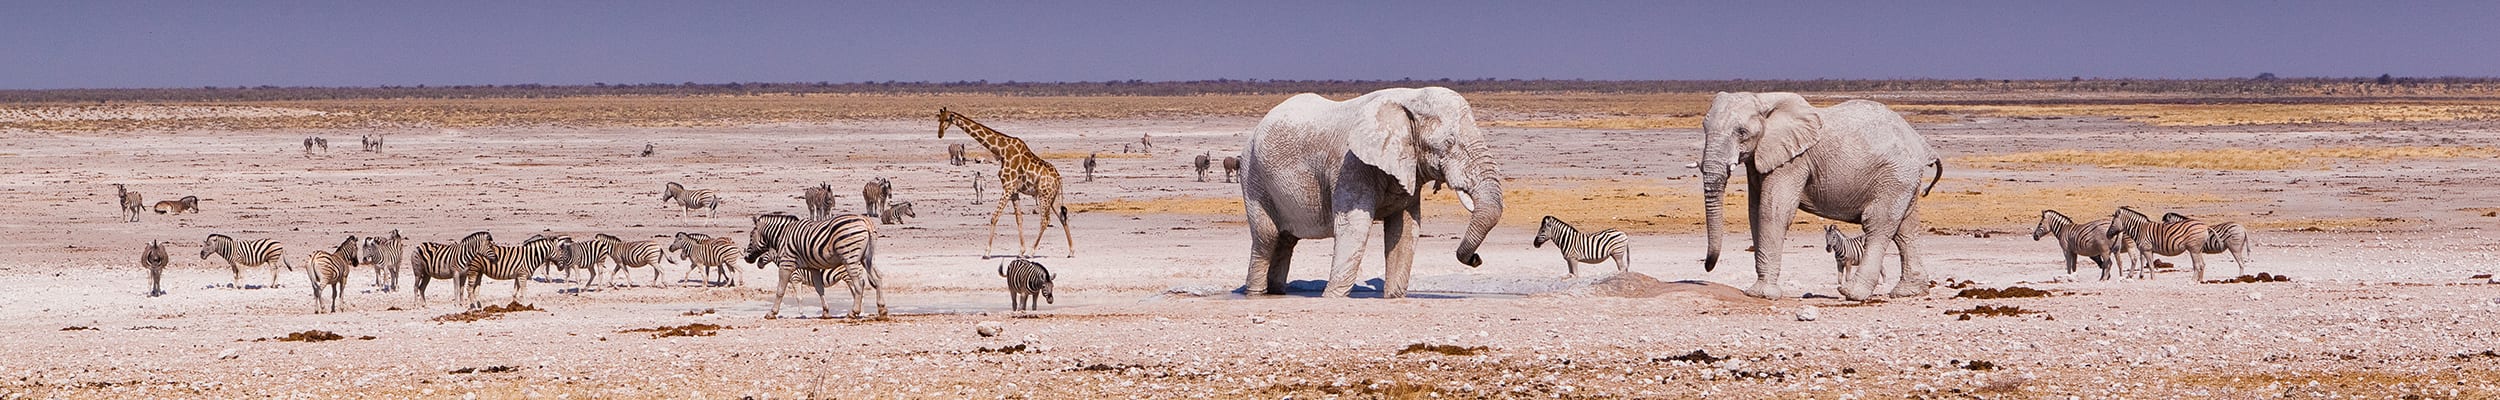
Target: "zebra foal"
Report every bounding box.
[152,195,200,215]
[1532,216,1631,278]
[670,232,742,287]
[662,182,720,218]
[361,230,405,292]
[113,184,143,222]
[1000,259,1055,311]
[598,234,669,288]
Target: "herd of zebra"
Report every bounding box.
[1809,206,2252,283]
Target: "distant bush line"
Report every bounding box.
[8,77,2500,103]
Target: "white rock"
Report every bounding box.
[2248,291,2264,301]
[1795,306,1820,322]
[975,321,1004,337]
[1250,315,1268,325]
[217,348,240,360]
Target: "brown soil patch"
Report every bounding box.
[1954,287,2056,299]
[1652,349,1728,364]
[448,366,518,374]
[2204,273,2293,284]
[255,330,374,342]
[1397,343,1489,356]
[430,302,543,323]
[620,323,728,338]
[1945,305,2039,320]
[978,344,1029,354]
[60,326,97,331]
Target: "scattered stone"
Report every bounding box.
[216,348,240,360]
[978,344,1028,354]
[1249,315,1268,325]
[976,321,1004,337]
[1957,359,1999,371]
[256,330,363,342]
[1794,306,1820,322]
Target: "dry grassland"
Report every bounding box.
[1896,102,2500,126]
[1959,146,2500,170]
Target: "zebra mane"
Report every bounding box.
[1540,216,1575,233]
[334,236,360,258]
[206,233,232,242]
[2040,209,2073,228]
[2161,212,2195,223]
[594,233,622,243]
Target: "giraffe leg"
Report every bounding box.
[1011,192,1031,257]
[989,191,1016,257]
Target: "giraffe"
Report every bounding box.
[938,108,1074,258]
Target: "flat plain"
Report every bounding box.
[6,90,2500,398]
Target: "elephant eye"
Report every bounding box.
[1735,127,1750,135]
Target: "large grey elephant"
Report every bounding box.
[1239,87,1505,298]
[1698,92,1942,300]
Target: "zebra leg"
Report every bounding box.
[2189,252,2210,282]
[2064,253,2080,277]
[230,261,243,288]
[1378,205,1417,298]
[2090,255,2114,281]
[1614,249,1631,274]
[812,270,831,318]
[413,275,428,306]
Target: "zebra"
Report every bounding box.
[1823,225,1870,270]
[560,234,614,292]
[743,213,882,319]
[305,236,358,313]
[881,201,916,225]
[113,184,143,222]
[201,234,289,288]
[1531,216,1631,278]
[669,232,742,287]
[360,134,383,152]
[410,231,494,306]
[2112,206,2253,282]
[314,136,328,152]
[662,182,720,218]
[860,177,891,217]
[600,234,669,288]
[750,247,863,320]
[639,143,656,157]
[1082,152,1098,182]
[526,234,579,282]
[1000,259,1055,311]
[360,229,406,292]
[1138,133,1153,154]
[1193,152,1211,182]
[949,143,970,166]
[152,195,200,215]
[462,235,570,309]
[1222,156,1241,183]
[140,240,169,297]
[972,171,986,199]
[2033,210,2134,281]
[302,137,316,157]
[802,183,838,219]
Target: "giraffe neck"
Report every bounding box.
[943,111,1027,158]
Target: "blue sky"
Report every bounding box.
[3,1,2493,89]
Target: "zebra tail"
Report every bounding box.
[1921,159,1944,197]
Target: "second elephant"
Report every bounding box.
[1239,87,1506,298]
[1697,92,1941,301]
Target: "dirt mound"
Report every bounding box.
[1954,287,2055,299]
[621,323,728,338]
[2204,273,2293,284]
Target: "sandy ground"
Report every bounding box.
[6,109,2500,399]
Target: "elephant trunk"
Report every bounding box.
[1701,159,1730,272]
[1452,179,1503,267]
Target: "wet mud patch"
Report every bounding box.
[1946,305,2040,320]
[2205,273,2293,284]
[430,302,542,323]
[620,323,728,338]
[1954,286,2056,299]
[1398,343,1490,356]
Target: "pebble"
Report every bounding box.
[976,321,1004,337]
[217,348,240,360]
[1250,315,1268,325]
[1796,306,1820,322]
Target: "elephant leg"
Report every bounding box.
[1747,172,1807,299]
[1378,205,1417,298]
[1885,203,1930,298]
[1323,209,1376,298]
[1244,204,1296,295]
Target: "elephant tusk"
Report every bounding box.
[1456,190,1477,212]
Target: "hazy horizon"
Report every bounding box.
[5,1,2495,90]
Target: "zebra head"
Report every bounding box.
[200,234,231,259]
[1532,216,1568,248]
[2034,210,2070,241]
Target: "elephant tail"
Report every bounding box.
[1920,159,1944,197]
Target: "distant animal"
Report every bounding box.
[201,234,289,289]
[599,234,670,288]
[661,182,720,218]
[999,259,1055,311]
[971,171,986,198]
[1122,143,1133,154]
[410,231,494,306]
[560,234,613,291]
[302,137,317,157]
[881,201,916,225]
[2033,210,2133,281]
[361,229,405,292]
[1138,133,1153,154]
[743,213,881,319]
[802,183,838,219]
[314,136,328,152]
[305,236,358,313]
[639,143,656,157]
[949,143,970,166]
[113,184,143,222]
[860,177,892,218]
[140,240,169,297]
[670,232,742,287]
[1222,156,1241,183]
[360,134,384,152]
[2111,207,2252,282]
[527,234,579,282]
[1532,216,1631,278]
[463,235,570,309]
[1082,152,1098,182]
[940,108,1074,258]
[1194,152,1212,182]
[151,195,200,215]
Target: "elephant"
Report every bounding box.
[1239,87,1506,298]
[1697,92,1942,300]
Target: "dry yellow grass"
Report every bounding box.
[1895,102,2500,126]
[1959,146,2500,170]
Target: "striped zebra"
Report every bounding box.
[1193,152,1211,182]
[526,234,579,282]
[410,231,494,306]
[861,178,891,217]
[599,234,669,288]
[201,234,289,288]
[559,234,612,291]
[751,248,863,319]
[1082,152,1097,182]
[141,240,169,297]
[462,235,570,309]
[360,134,383,152]
[639,143,656,157]
[1823,225,1870,269]
[662,182,720,218]
[1000,259,1055,311]
[304,236,358,313]
[743,213,881,319]
[1532,216,1631,278]
[113,184,143,222]
[2112,207,2253,282]
[880,201,916,225]
[361,230,405,292]
[2033,210,2135,281]
[802,183,838,220]
[669,232,742,287]
[152,195,200,215]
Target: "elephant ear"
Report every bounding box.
[1349,100,1423,194]
[1750,93,1823,173]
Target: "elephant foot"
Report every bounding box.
[1886,283,1930,298]
[1746,282,1785,299]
